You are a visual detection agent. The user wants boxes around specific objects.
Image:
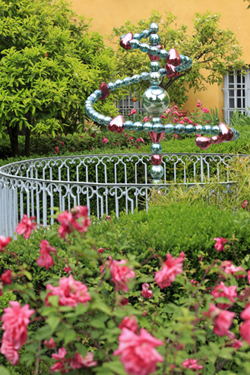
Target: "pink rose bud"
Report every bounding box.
[97,248,104,254]
[214,237,227,252]
[1,270,12,285]
[242,200,249,209]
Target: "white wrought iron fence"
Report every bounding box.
[0,152,242,237]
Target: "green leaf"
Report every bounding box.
[48,295,59,307]
[102,360,127,375]
[75,343,88,358]
[90,319,106,329]
[63,329,77,346]
[47,316,60,333]
[219,347,234,360]
[75,303,88,316]
[35,325,52,341]
[0,366,10,375]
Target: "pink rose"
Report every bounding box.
[57,208,91,238]
[114,328,164,375]
[61,142,64,146]
[70,352,97,369]
[142,117,148,122]
[211,282,237,309]
[119,316,138,333]
[214,237,227,252]
[102,137,108,144]
[131,109,136,115]
[97,248,104,253]
[36,240,57,270]
[240,320,250,344]
[44,338,57,349]
[221,261,246,279]
[155,252,184,289]
[240,305,250,320]
[205,304,235,337]
[120,297,129,306]
[0,339,19,365]
[182,359,203,370]
[1,301,34,351]
[179,120,184,124]
[16,215,36,239]
[190,279,198,286]
[231,339,243,350]
[110,259,135,292]
[197,100,201,108]
[173,133,178,139]
[202,107,209,113]
[63,267,72,274]
[1,270,12,285]
[0,236,11,252]
[142,283,153,299]
[55,146,59,152]
[51,347,69,373]
[46,275,91,307]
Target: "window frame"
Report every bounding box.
[223,69,250,123]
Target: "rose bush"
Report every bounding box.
[1,206,250,374]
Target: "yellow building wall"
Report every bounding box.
[70,0,250,119]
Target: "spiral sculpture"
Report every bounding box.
[84,22,240,183]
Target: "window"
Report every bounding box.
[116,95,146,118]
[223,69,250,123]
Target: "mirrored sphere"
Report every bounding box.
[164,124,174,134]
[139,43,150,53]
[130,39,140,49]
[124,121,134,130]
[150,165,163,179]
[144,122,153,132]
[143,87,170,117]
[123,77,131,86]
[149,33,160,46]
[150,61,160,72]
[151,143,162,154]
[149,72,161,86]
[104,116,112,126]
[149,22,159,33]
[141,72,150,81]
[142,29,150,37]
[149,46,159,56]
[133,33,141,40]
[107,82,115,91]
[114,79,123,88]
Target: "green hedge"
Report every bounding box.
[1,201,250,305]
[88,202,250,291]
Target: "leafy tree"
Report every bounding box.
[109,10,245,107]
[0,0,117,156]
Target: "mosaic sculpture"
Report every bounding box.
[84,22,240,183]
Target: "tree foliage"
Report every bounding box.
[109,10,245,107]
[0,0,117,156]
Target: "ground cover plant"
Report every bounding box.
[1,202,250,374]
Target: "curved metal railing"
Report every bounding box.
[0,152,244,237]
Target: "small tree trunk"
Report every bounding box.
[25,126,31,157]
[7,124,19,157]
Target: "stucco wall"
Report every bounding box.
[70,0,250,117]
